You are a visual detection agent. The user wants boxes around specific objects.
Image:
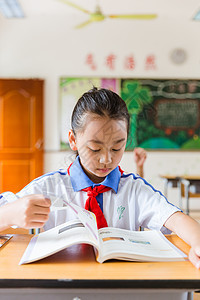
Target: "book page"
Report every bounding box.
[19,219,99,265]
[0,234,13,248]
[50,199,99,244]
[97,228,187,263]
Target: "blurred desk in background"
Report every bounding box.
[160,175,200,215]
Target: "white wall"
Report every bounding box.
[0,12,200,209]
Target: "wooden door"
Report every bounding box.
[0,79,44,193]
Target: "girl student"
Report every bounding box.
[0,87,200,269]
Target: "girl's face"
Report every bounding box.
[69,114,128,183]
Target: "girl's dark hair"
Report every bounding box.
[71,87,130,134]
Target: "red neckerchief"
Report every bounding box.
[67,163,124,229]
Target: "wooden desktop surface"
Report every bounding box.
[160,175,200,181]
[1,232,200,284]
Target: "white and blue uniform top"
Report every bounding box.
[0,156,180,233]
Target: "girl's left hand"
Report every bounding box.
[189,246,200,269]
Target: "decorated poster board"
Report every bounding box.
[60,78,200,150]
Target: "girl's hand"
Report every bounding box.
[164,212,200,269]
[189,246,200,269]
[8,194,51,229]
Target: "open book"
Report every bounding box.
[19,200,187,265]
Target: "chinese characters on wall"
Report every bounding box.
[85,53,157,71]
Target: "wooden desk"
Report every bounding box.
[160,175,181,201]
[160,175,200,214]
[0,233,199,299]
[180,176,200,215]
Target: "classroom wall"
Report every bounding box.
[0,12,200,209]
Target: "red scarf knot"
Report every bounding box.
[85,188,99,198]
[67,162,124,229]
[83,185,111,229]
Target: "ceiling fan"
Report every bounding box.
[59,0,157,29]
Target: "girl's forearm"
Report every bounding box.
[181,217,200,248]
[165,211,200,247]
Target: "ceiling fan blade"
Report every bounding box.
[59,0,90,14]
[75,19,94,29]
[108,14,157,19]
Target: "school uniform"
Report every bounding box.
[0,157,189,299]
[0,156,180,232]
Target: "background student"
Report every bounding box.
[133,147,147,177]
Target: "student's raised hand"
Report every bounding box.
[9,195,51,229]
[189,246,200,269]
[133,147,147,177]
[133,147,147,167]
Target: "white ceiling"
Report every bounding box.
[18,0,200,21]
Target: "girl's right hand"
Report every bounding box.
[8,194,51,229]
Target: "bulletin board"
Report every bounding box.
[60,78,200,150]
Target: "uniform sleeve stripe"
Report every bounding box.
[33,169,68,182]
[18,169,68,191]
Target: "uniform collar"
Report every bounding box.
[69,156,121,193]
